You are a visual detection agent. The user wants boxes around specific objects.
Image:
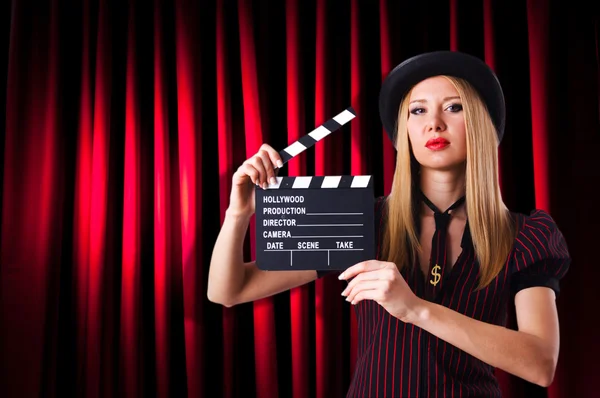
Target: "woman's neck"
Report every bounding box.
[419,166,466,214]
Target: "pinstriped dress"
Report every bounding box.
[321,196,571,398]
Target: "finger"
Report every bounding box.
[250,156,268,189]
[257,150,277,185]
[345,280,383,303]
[260,143,284,169]
[339,260,388,280]
[235,163,259,185]
[341,271,382,297]
[350,289,381,305]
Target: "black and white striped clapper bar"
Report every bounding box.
[255,107,375,271]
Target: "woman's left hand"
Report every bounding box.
[339,260,423,324]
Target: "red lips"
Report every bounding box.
[425,137,450,150]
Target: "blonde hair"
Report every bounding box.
[381,76,516,289]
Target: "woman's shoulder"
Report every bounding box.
[509,208,568,256]
[507,208,571,297]
[511,208,557,229]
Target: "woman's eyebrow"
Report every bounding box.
[409,96,461,104]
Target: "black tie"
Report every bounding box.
[419,191,466,300]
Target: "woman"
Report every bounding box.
[207,51,571,397]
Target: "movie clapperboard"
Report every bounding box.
[255,107,375,271]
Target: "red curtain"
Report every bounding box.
[0,1,598,397]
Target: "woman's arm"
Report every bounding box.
[340,260,560,387]
[207,143,318,307]
[207,209,317,307]
[408,286,559,387]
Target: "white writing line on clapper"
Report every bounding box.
[264,249,364,251]
[291,235,363,238]
[296,224,363,227]
[305,212,363,215]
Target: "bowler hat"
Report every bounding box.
[379,51,505,147]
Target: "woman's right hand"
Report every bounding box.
[228,143,283,217]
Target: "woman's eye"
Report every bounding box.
[446,103,463,112]
[410,108,425,115]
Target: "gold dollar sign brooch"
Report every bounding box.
[430,264,441,286]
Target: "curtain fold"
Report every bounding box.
[72,1,94,394]
[237,1,279,398]
[284,2,311,398]
[1,1,597,397]
[174,0,203,397]
[119,1,141,397]
[378,0,395,195]
[216,2,237,398]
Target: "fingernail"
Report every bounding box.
[277,160,283,168]
[346,297,351,302]
[341,290,347,297]
[263,182,268,190]
[338,272,345,280]
[270,177,277,185]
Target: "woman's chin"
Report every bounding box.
[418,159,466,173]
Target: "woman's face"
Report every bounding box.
[406,76,467,171]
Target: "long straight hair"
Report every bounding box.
[380,76,516,289]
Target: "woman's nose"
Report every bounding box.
[427,113,446,132]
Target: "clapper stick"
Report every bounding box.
[255,106,375,271]
[276,106,356,167]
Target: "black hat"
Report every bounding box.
[379,50,505,147]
